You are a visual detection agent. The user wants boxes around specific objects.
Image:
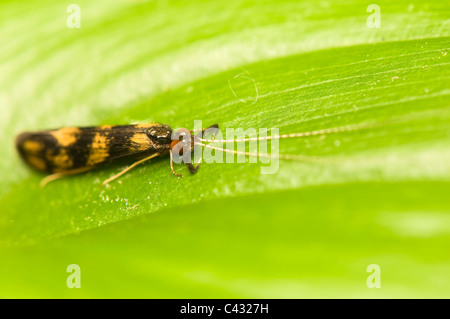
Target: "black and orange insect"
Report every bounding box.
[16,123,218,187]
[16,119,394,187]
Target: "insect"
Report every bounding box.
[16,123,218,187]
[16,119,397,187]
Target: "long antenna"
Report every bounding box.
[198,121,383,143]
[193,142,336,163]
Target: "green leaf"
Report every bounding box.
[1,0,449,298]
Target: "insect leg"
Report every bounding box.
[101,152,160,186]
[191,124,219,134]
[169,147,201,176]
[185,157,202,174]
[40,173,70,188]
[170,150,183,177]
[40,167,92,188]
[187,124,219,174]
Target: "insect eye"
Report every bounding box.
[147,128,171,142]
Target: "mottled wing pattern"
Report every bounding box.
[16,123,172,173]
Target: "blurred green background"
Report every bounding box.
[0,0,449,298]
